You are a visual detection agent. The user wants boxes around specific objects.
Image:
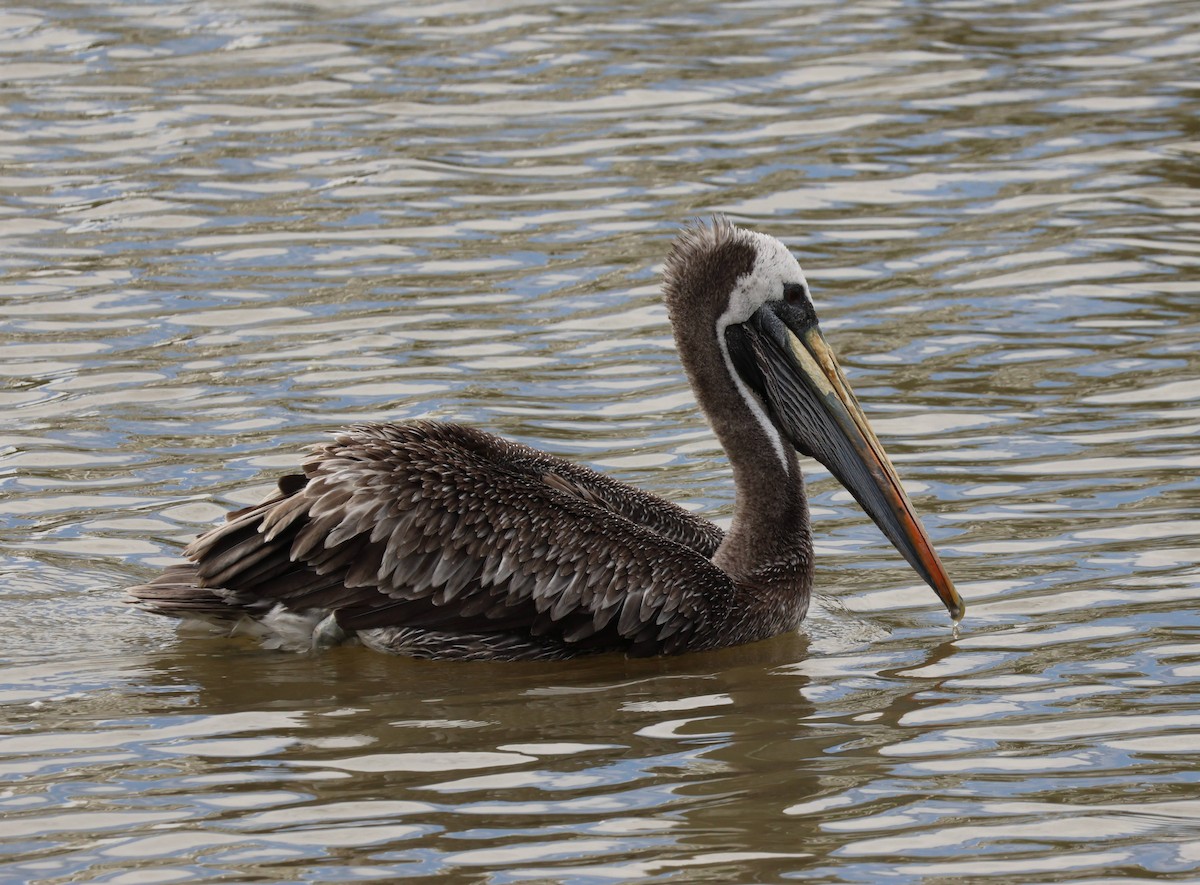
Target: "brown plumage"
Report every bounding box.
[126,217,963,660]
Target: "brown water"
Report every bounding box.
[3,1,1200,882]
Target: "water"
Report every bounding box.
[3,0,1199,881]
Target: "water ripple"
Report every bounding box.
[2,0,1199,882]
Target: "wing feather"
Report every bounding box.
[174,421,734,655]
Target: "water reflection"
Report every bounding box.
[4,637,831,880]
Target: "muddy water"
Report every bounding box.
[3,1,1200,882]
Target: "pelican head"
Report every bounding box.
[665,217,964,622]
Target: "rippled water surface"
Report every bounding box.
[3,0,1200,881]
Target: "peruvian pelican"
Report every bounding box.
[127,217,963,659]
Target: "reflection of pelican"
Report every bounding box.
[127,218,963,660]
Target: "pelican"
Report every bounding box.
[126,217,963,660]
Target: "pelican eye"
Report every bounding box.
[783,282,807,305]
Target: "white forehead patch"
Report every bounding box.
[718,230,810,326]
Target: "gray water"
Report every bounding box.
[3,1,1200,882]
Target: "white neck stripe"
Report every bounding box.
[714,316,790,475]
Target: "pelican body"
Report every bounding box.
[127,218,963,660]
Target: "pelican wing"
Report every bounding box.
[181,421,734,656]
[533,457,722,558]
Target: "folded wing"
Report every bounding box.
[134,421,733,657]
